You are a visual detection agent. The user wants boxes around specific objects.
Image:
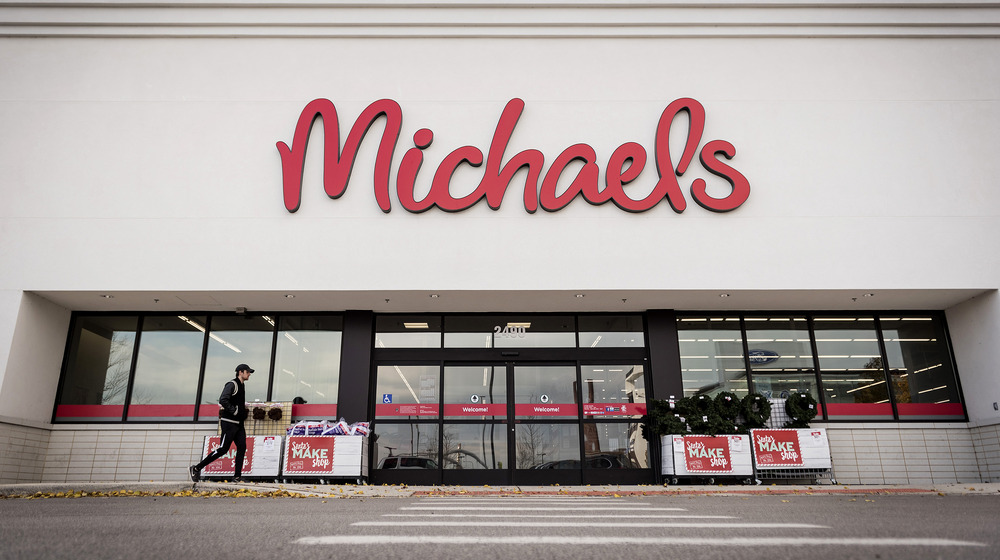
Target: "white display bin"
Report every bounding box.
[281,435,369,484]
[750,428,834,483]
[200,435,282,479]
[662,434,754,483]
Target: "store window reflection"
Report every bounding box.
[583,422,648,469]
[745,316,819,404]
[374,423,440,470]
[815,316,891,419]
[56,315,138,421]
[677,317,747,397]
[271,315,342,407]
[375,365,440,419]
[199,315,273,415]
[580,364,646,418]
[444,315,575,348]
[880,316,963,420]
[578,315,645,347]
[442,424,508,469]
[516,424,580,469]
[127,315,206,421]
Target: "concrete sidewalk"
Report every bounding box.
[2,480,999,498]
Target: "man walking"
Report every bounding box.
[190,364,253,483]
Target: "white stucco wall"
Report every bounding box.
[0,293,70,422]
[0,1,998,425]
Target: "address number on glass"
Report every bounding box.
[494,325,527,338]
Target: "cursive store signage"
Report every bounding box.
[278,98,750,214]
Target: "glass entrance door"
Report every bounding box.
[441,362,582,485]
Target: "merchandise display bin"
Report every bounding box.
[281,435,369,484]
[750,428,835,484]
[200,435,283,480]
[661,434,755,484]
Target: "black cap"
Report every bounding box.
[235,364,254,373]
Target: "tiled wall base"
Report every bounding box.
[971,424,1000,483]
[822,424,983,485]
[4,420,999,484]
[0,422,50,483]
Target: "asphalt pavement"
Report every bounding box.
[2,479,999,498]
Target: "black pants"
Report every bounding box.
[195,421,246,476]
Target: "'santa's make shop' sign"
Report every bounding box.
[277,98,750,214]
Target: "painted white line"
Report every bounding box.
[352,521,828,528]
[417,498,640,507]
[401,506,687,511]
[385,513,736,519]
[297,536,985,547]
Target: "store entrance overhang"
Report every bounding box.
[30,289,990,313]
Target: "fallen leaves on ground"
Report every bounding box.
[0,488,311,500]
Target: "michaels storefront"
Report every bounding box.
[1,1,998,486]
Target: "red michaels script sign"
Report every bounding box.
[277,98,750,214]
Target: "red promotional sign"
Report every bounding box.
[283,436,338,475]
[278,98,750,214]
[443,403,507,417]
[752,429,804,466]
[682,436,733,473]
[514,403,577,417]
[376,403,440,417]
[202,435,254,474]
[582,403,647,416]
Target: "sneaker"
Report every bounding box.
[231,476,243,483]
[189,465,200,483]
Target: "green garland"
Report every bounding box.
[784,392,818,428]
[740,393,771,430]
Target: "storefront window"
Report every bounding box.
[374,423,439,469]
[578,315,645,347]
[272,315,342,418]
[199,316,273,418]
[443,365,506,419]
[375,315,442,348]
[516,424,580,469]
[445,315,576,348]
[583,422,648,469]
[56,315,138,421]
[442,423,508,469]
[514,365,577,419]
[677,316,748,397]
[580,364,646,418]
[745,316,819,404]
[375,365,440,419]
[127,315,206,421]
[880,316,963,420]
[815,316,892,420]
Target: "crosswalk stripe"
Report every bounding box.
[385,513,735,519]
[352,521,828,528]
[297,536,984,547]
[400,506,686,511]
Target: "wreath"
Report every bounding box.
[714,391,741,421]
[267,406,283,421]
[784,393,818,428]
[740,393,771,430]
[252,407,266,420]
[641,399,687,439]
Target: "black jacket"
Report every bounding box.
[219,378,248,424]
